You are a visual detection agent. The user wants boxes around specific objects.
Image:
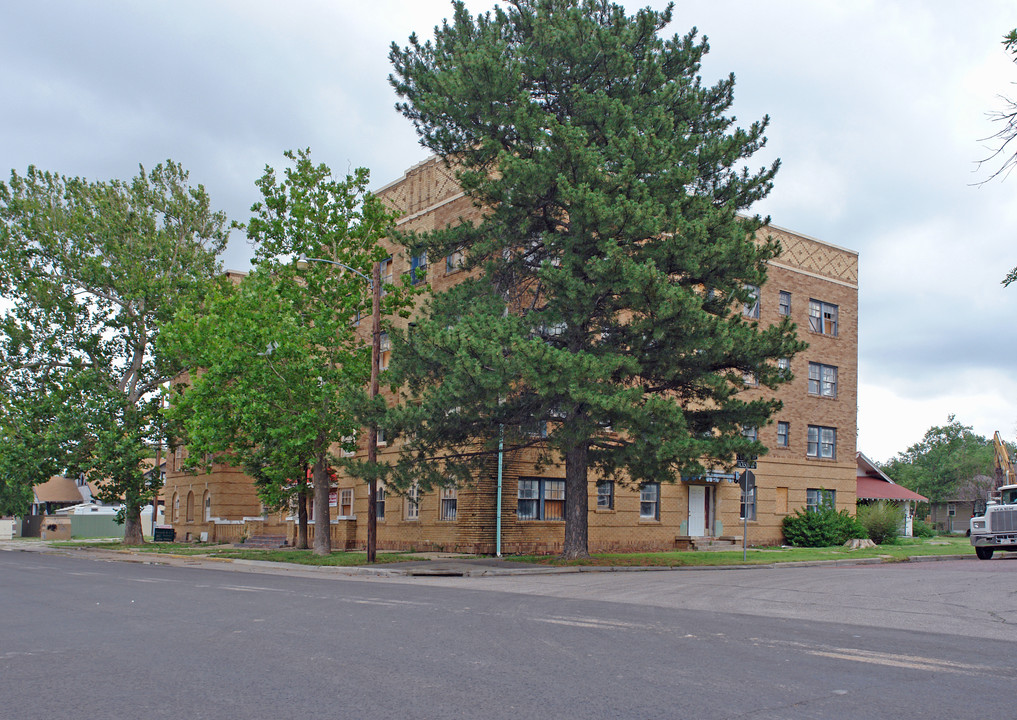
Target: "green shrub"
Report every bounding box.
[856,501,903,545]
[911,519,936,538]
[782,507,867,547]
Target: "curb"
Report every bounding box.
[3,541,981,577]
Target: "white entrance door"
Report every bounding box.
[688,485,706,536]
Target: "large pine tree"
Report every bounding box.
[386,0,805,558]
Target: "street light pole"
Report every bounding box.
[366,261,381,563]
[297,254,381,563]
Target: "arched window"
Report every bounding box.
[171,493,179,522]
[186,491,195,522]
[202,490,211,522]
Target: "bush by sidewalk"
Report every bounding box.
[782,506,867,547]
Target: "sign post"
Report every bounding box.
[739,470,755,562]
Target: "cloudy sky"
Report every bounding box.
[3,0,1016,462]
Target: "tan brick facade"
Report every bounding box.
[165,157,858,553]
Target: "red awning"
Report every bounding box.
[856,477,928,502]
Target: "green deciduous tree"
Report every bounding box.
[162,150,399,556]
[386,0,804,558]
[0,162,229,542]
[879,416,995,504]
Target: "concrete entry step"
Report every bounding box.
[238,534,289,549]
[676,536,743,551]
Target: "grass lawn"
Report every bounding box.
[510,536,975,566]
[52,536,974,568]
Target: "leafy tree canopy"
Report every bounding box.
[878,416,996,504]
[386,0,803,557]
[161,150,402,555]
[0,162,228,541]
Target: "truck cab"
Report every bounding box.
[970,484,1017,559]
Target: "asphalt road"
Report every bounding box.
[2,549,1014,720]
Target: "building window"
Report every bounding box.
[524,420,548,438]
[405,483,420,520]
[743,371,757,387]
[409,252,428,284]
[597,480,614,510]
[777,421,790,447]
[376,486,386,520]
[740,473,756,521]
[777,357,791,375]
[807,362,838,398]
[778,290,791,316]
[379,257,393,295]
[806,488,836,512]
[172,493,179,522]
[380,332,391,371]
[339,488,353,517]
[446,247,464,273]
[440,485,458,521]
[517,478,565,520]
[807,425,837,459]
[376,427,386,446]
[742,425,758,442]
[947,502,956,517]
[203,490,211,522]
[743,285,760,319]
[185,491,194,523]
[809,299,838,336]
[341,434,357,458]
[640,483,660,520]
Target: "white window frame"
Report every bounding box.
[439,485,458,521]
[339,488,354,517]
[380,332,391,371]
[806,488,836,512]
[778,290,791,316]
[777,421,790,448]
[376,485,386,521]
[743,285,760,319]
[517,478,565,521]
[640,483,660,520]
[405,483,420,520]
[379,257,393,295]
[596,480,614,510]
[807,425,837,459]
[808,299,838,336]
[807,362,838,397]
[446,247,464,273]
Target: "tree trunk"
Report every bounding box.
[122,497,144,546]
[296,481,309,550]
[561,443,590,559]
[311,452,331,556]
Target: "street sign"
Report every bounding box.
[736,455,757,469]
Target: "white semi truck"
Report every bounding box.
[969,484,1017,559]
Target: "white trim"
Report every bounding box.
[395,192,467,226]
[767,260,858,290]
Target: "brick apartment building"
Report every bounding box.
[163,157,858,553]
